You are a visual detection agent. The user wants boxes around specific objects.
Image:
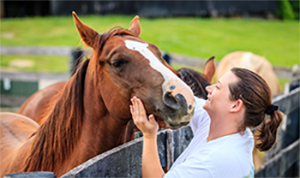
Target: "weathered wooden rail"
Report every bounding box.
[0,47,76,106]
[4,87,299,178]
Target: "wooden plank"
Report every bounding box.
[264,87,300,160]
[60,126,194,177]
[256,139,300,177]
[0,95,28,107]
[4,172,56,178]
[0,80,38,96]
[272,87,300,114]
[0,72,68,81]
[255,139,300,177]
[0,47,72,56]
[61,137,144,178]
[172,125,193,161]
[61,130,168,178]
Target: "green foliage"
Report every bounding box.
[277,0,296,20]
[289,0,300,19]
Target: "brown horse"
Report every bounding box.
[216,51,280,95]
[17,57,215,125]
[17,57,216,143]
[0,12,196,177]
[125,57,216,141]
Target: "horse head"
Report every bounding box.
[73,12,195,129]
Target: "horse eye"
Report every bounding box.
[112,59,127,69]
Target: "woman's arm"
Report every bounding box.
[130,97,165,178]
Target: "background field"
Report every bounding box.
[1,15,299,72]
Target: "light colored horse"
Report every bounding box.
[216,51,280,96]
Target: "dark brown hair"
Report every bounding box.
[229,68,282,151]
[177,67,210,99]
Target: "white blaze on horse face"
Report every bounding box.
[125,40,195,115]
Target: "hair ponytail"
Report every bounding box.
[229,68,283,152]
[256,110,283,151]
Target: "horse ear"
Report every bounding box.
[129,15,141,37]
[203,56,216,83]
[72,11,98,48]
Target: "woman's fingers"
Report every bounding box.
[149,114,159,129]
[130,97,159,138]
[136,98,146,117]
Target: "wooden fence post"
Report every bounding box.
[166,129,174,170]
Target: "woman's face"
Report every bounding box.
[203,71,239,115]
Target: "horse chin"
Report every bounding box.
[157,109,194,130]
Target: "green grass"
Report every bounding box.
[1,15,299,68]
[0,55,68,73]
[171,63,203,73]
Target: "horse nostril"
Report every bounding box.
[163,91,180,110]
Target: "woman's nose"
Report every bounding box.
[206,85,212,94]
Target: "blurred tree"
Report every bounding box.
[276,0,296,20]
[289,0,299,19]
[0,0,4,18]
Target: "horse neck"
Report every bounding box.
[64,66,130,170]
[80,67,130,150]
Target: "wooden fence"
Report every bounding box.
[0,47,76,106]
[5,87,299,178]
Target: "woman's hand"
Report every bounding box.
[130,96,159,139]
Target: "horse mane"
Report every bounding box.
[177,67,210,99]
[22,27,137,172]
[22,59,89,172]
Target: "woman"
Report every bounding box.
[130,68,282,178]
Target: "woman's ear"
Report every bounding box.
[230,99,244,113]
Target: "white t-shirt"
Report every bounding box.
[164,97,255,178]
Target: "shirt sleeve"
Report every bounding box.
[164,159,213,178]
[189,97,208,134]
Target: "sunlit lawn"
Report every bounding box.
[0,55,68,73]
[1,15,299,69]
[1,15,298,92]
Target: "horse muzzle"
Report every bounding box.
[157,92,195,129]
